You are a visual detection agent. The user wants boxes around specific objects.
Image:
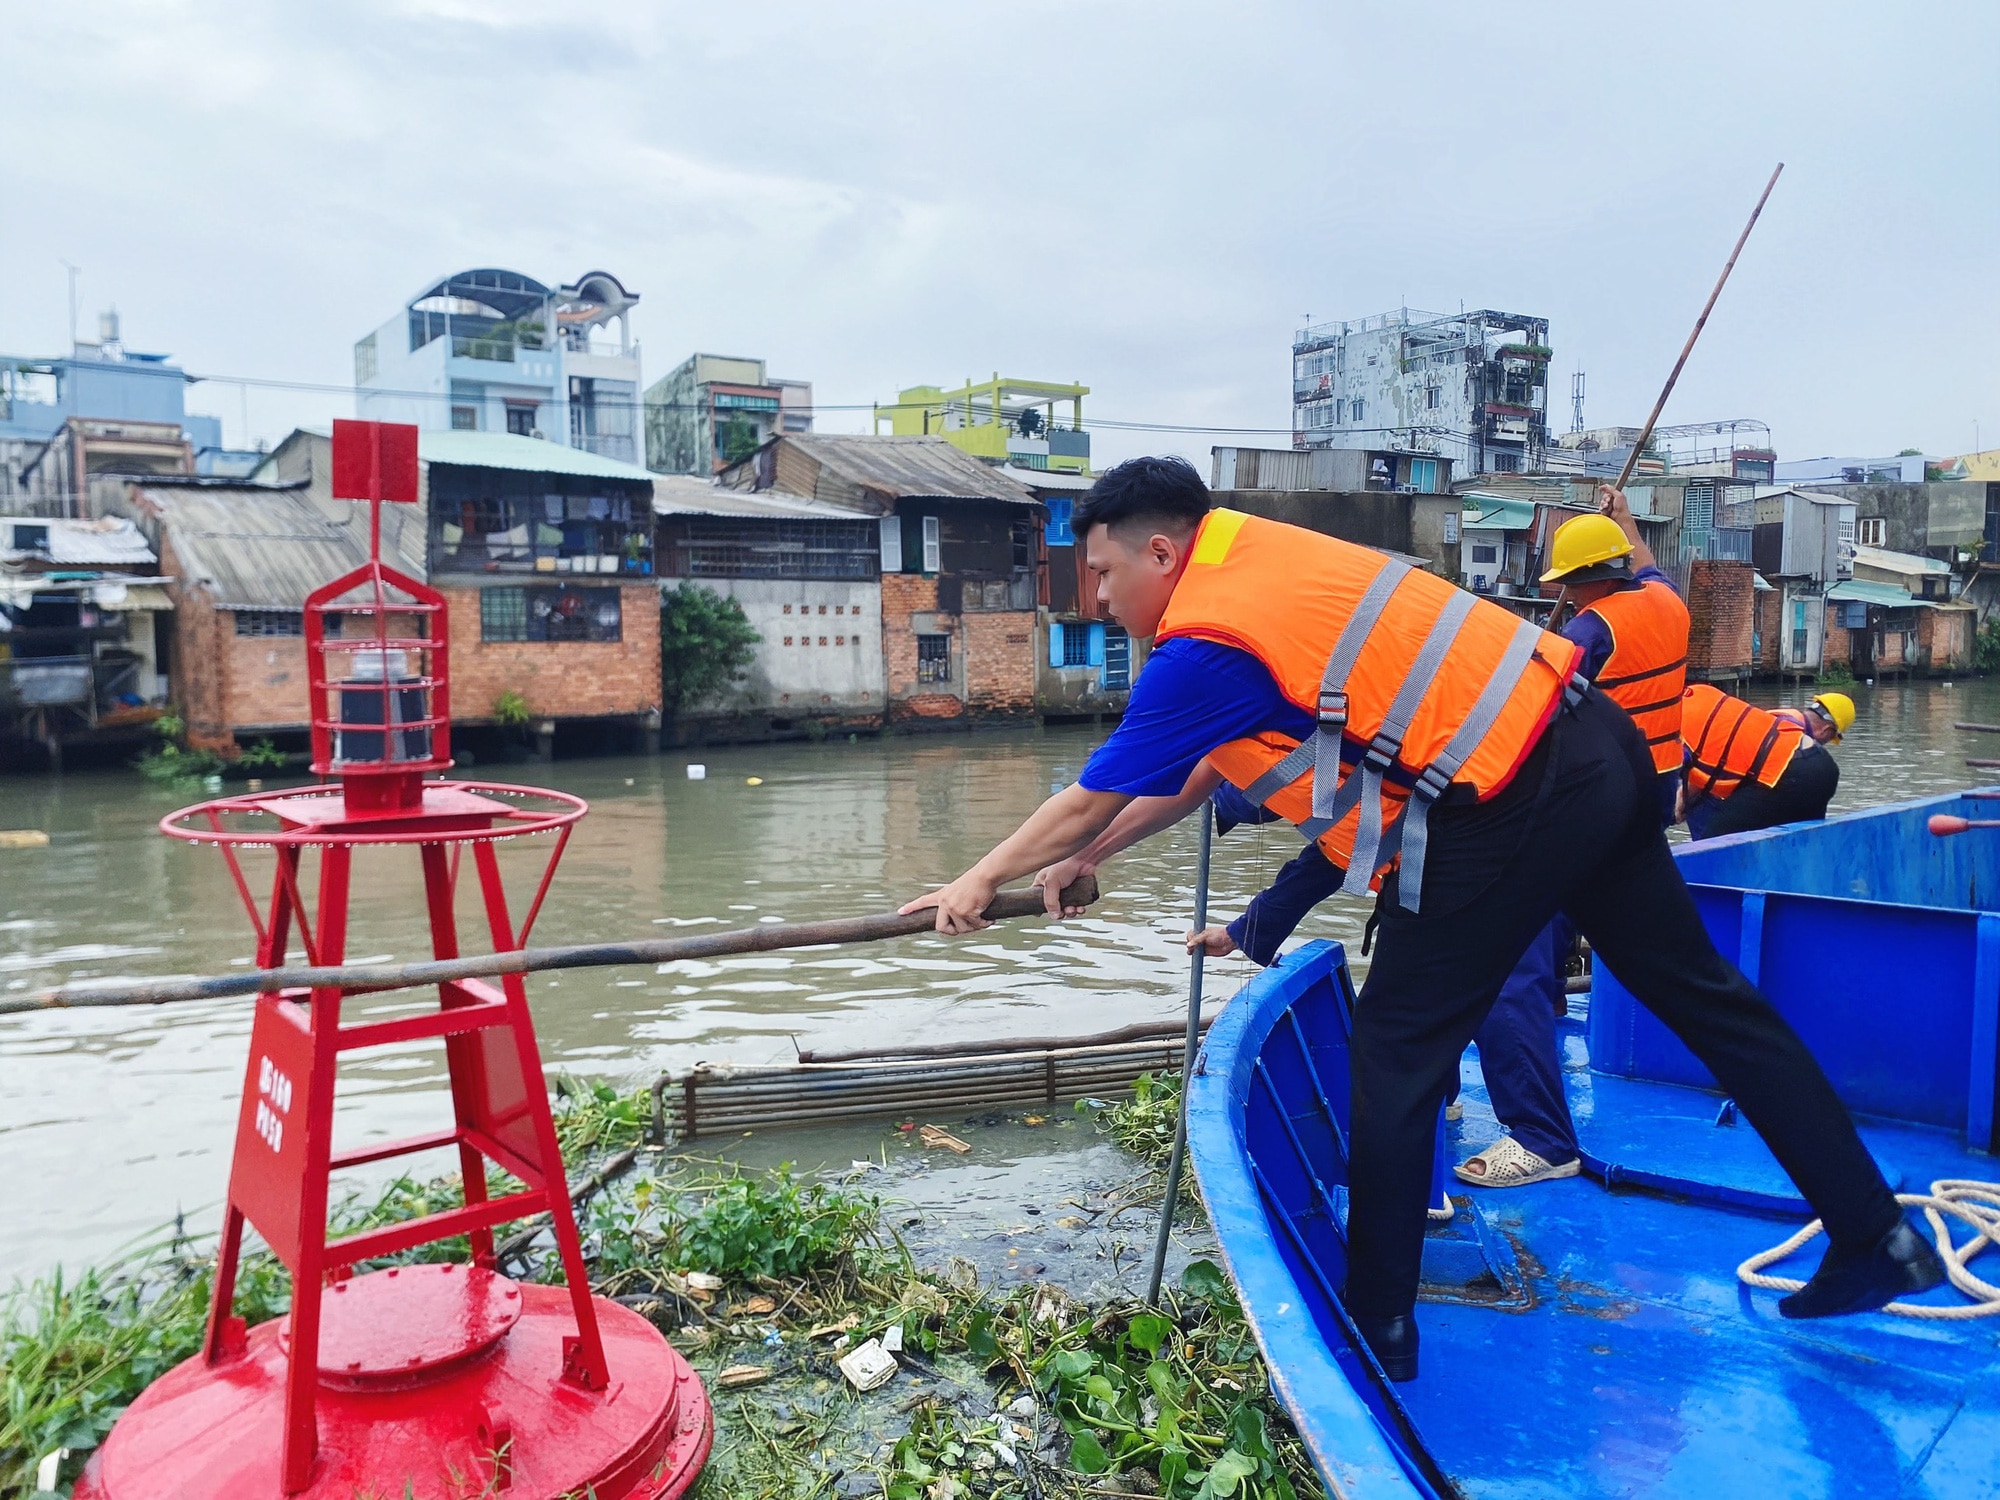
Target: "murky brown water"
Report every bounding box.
[1,675,1987,1276]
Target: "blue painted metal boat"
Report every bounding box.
[1186,789,2000,1498]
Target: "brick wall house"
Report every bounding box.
[130,479,376,753]
[1683,560,1753,683]
[255,428,664,751]
[720,434,1045,729]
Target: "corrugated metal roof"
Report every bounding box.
[1,515,156,567]
[1852,543,1949,577]
[1000,465,1096,492]
[139,481,379,611]
[650,476,864,519]
[1827,578,1914,607]
[775,435,1040,505]
[1461,494,1536,531]
[418,430,658,484]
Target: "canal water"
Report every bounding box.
[1,677,1990,1277]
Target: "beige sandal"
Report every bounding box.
[1453,1136,1581,1188]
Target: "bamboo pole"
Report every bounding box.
[1611,164,1784,493]
[1,878,1099,1018]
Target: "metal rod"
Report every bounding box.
[1148,801,1213,1304]
[2,878,1099,1017]
[1612,164,1784,492]
[1955,723,2000,734]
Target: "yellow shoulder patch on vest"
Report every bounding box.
[1191,508,1249,565]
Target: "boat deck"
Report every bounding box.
[1412,1021,2000,1498]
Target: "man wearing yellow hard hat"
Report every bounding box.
[1680,683,1848,840]
[1452,487,1693,1189]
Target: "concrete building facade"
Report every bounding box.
[1292,307,1550,477]
[874,376,1090,475]
[643,354,813,476]
[2,311,248,514]
[355,269,644,465]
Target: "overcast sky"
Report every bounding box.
[2,1,1995,470]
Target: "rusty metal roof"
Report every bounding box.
[137,481,376,611]
[742,435,1040,507]
[650,474,864,519]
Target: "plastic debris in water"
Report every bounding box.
[838,1338,898,1392]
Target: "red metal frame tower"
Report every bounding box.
[76,421,709,1500]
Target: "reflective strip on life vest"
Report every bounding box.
[1246,606,1550,914]
[1681,684,1803,809]
[1585,582,1691,775]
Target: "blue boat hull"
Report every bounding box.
[1186,790,2000,1498]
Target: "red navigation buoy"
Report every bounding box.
[75,421,710,1499]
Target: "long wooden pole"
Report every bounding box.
[1611,163,1784,492]
[1,878,1099,1018]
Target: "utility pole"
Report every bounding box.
[58,260,80,348]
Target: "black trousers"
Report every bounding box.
[1686,745,1840,841]
[1342,688,1900,1319]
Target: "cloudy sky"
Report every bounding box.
[2,1,1994,469]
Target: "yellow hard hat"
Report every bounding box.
[1810,692,1855,740]
[1540,513,1635,584]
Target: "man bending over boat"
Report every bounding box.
[1679,685,1850,839]
[901,455,1942,1382]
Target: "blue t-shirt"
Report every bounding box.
[1079,639,1313,797]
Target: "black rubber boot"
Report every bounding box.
[1353,1312,1419,1381]
[1778,1220,1946,1319]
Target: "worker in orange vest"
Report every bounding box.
[903,456,1936,1381]
[1680,685,1850,839]
[1450,494,1690,1189]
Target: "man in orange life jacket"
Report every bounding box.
[1038,492,1689,1192]
[1680,685,1847,840]
[901,457,1940,1382]
[1447,497,1689,1189]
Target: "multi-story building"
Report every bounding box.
[874,376,1090,475]
[1292,308,1550,477]
[2,310,249,515]
[718,434,1053,727]
[643,354,813,475]
[354,268,644,465]
[241,427,663,758]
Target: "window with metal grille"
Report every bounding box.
[481,588,529,642]
[234,611,304,637]
[916,633,951,684]
[1491,453,1519,473]
[451,405,478,430]
[1101,626,1132,690]
[661,517,879,580]
[1061,625,1091,667]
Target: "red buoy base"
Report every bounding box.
[75,1273,712,1500]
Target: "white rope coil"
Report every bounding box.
[1737,1179,2000,1320]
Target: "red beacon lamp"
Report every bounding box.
[77,421,710,1500]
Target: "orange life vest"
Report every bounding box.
[1580,581,1689,775]
[1157,509,1580,911]
[1680,683,1804,807]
